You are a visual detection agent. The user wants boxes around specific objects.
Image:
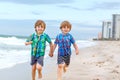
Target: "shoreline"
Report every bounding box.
[0,62,31,80]
[0,41,120,80]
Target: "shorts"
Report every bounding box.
[57,55,71,66]
[31,56,44,66]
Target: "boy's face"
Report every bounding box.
[35,25,45,34]
[61,26,70,34]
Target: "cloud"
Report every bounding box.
[31,11,42,15]
[0,0,74,5]
[58,5,81,11]
[87,1,120,10]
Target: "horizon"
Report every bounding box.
[0,19,101,40]
[0,0,119,39]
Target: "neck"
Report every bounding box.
[62,32,68,35]
[37,32,43,36]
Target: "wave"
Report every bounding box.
[0,36,25,46]
[0,36,97,69]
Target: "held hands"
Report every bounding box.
[49,49,53,57]
[49,53,53,57]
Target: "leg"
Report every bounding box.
[63,64,68,73]
[36,63,42,79]
[57,64,63,80]
[32,64,36,80]
[37,56,44,79]
[63,55,71,73]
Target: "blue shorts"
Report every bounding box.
[31,56,44,66]
[57,55,71,66]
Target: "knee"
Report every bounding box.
[36,64,42,70]
[32,65,36,71]
[58,64,63,69]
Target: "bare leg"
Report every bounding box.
[63,64,68,73]
[57,64,63,80]
[36,63,42,79]
[32,64,36,80]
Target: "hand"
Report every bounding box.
[25,42,29,45]
[25,41,32,45]
[49,53,53,57]
[75,50,79,55]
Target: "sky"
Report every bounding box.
[0,0,120,39]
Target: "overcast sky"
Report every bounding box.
[0,0,120,39]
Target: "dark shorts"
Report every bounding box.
[31,56,44,66]
[57,55,71,66]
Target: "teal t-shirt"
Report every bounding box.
[26,33,51,57]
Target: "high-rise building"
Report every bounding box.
[112,14,120,40]
[102,21,112,39]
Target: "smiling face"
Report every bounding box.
[35,25,45,34]
[34,20,46,35]
[60,21,71,35]
[61,26,70,34]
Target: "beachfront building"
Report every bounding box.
[112,14,120,40]
[102,21,112,39]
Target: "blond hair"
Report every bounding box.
[60,21,72,31]
[34,20,46,30]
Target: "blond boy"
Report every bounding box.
[25,20,53,80]
[52,21,79,80]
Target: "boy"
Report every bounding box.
[25,20,53,80]
[52,21,79,80]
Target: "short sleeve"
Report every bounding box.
[45,34,52,43]
[54,35,59,44]
[70,34,75,44]
[26,34,34,42]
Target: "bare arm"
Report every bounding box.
[25,41,32,45]
[49,42,54,57]
[49,43,57,57]
[73,43,79,55]
[53,44,57,53]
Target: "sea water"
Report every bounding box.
[0,36,96,69]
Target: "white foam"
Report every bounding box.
[76,40,96,49]
[0,36,25,45]
[0,37,96,69]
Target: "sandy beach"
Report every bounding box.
[0,41,120,80]
[45,41,120,80]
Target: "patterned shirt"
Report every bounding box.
[26,33,51,57]
[54,33,75,56]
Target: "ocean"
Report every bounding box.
[0,35,96,69]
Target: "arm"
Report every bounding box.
[73,43,79,55]
[49,42,54,57]
[25,34,33,46]
[25,41,32,45]
[53,44,57,53]
[49,43,57,57]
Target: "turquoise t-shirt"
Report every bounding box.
[26,33,51,57]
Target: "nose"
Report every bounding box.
[65,26,68,29]
[38,26,42,29]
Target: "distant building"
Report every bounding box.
[102,21,112,39]
[98,32,102,40]
[112,14,120,40]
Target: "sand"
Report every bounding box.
[45,41,120,80]
[62,41,120,80]
[0,41,120,80]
